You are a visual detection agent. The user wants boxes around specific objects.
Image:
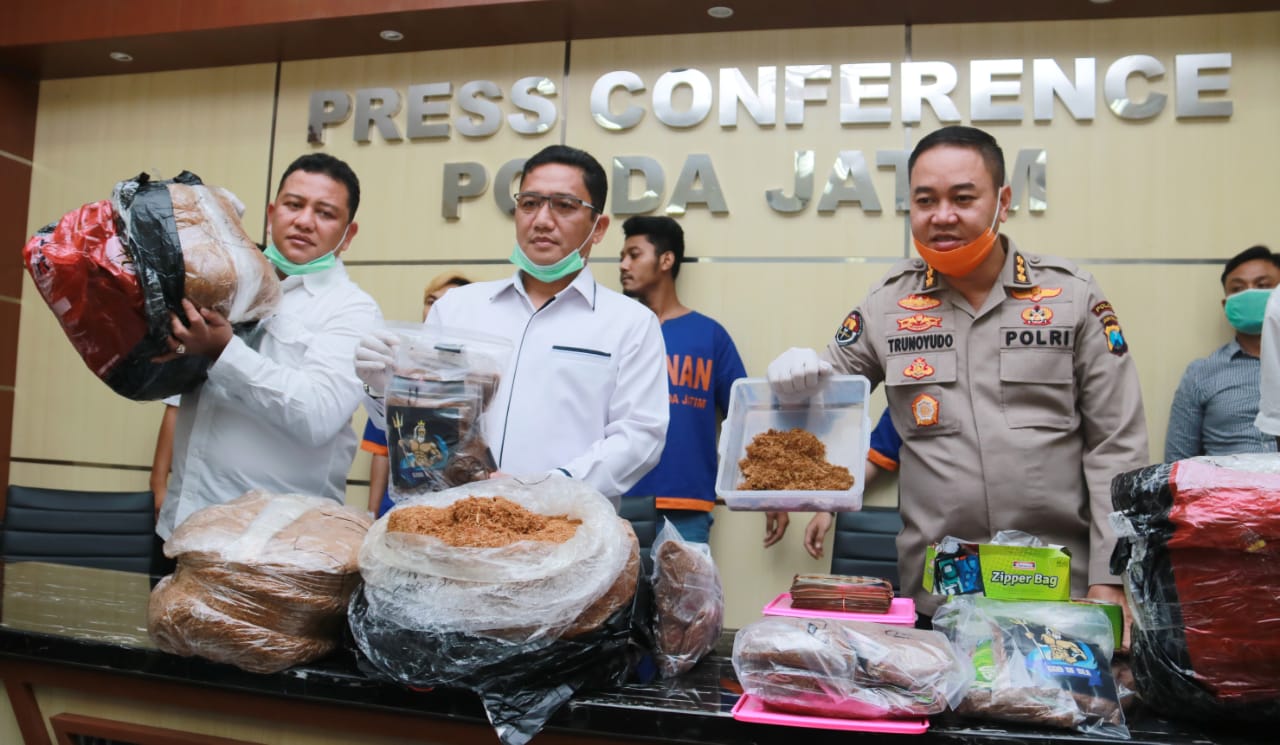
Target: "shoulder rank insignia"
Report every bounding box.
[911,393,939,427]
[903,357,935,380]
[835,309,863,346]
[897,313,943,332]
[898,294,942,311]
[1021,305,1053,326]
[1013,252,1030,285]
[1099,314,1128,356]
[1011,286,1063,303]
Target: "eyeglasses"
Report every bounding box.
[513,191,597,218]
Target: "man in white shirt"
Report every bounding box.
[155,153,382,540]
[356,145,668,504]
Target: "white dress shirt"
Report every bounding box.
[157,261,382,539]
[426,265,669,498]
[1256,288,1280,436]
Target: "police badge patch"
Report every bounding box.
[912,393,939,426]
[1099,313,1129,356]
[835,309,863,346]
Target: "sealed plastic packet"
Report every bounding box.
[383,324,511,501]
[650,519,724,677]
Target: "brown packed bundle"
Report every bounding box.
[790,573,894,614]
[166,181,280,322]
[732,616,969,719]
[148,490,372,674]
[565,521,639,638]
[738,428,854,491]
[652,521,724,677]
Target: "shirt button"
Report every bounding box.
[912,259,924,268]
[1030,256,1041,264]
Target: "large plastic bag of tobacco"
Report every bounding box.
[22,171,279,400]
[382,323,511,501]
[933,596,1128,738]
[1110,453,1280,724]
[349,475,640,745]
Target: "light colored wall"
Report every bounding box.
[13,13,1279,631]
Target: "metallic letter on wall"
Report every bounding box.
[494,158,527,215]
[1032,58,1096,122]
[611,156,666,215]
[970,59,1024,123]
[1175,53,1232,118]
[654,69,713,128]
[591,71,645,131]
[456,80,503,138]
[406,83,452,139]
[783,65,831,126]
[876,150,909,213]
[308,91,351,144]
[1104,56,1166,120]
[354,87,404,143]
[818,151,881,213]
[765,150,814,213]
[510,76,559,134]
[901,62,961,124]
[719,66,777,128]
[1009,149,1047,214]
[441,162,489,220]
[667,155,728,215]
[839,63,892,125]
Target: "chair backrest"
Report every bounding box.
[617,495,659,575]
[2,485,155,573]
[830,506,903,590]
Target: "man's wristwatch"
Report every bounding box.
[363,383,384,399]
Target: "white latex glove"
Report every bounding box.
[766,347,832,402]
[354,328,400,396]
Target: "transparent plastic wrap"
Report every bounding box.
[933,596,1128,738]
[650,519,724,678]
[1110,454,1280,724]
[384,324,512,501]
[147,490,372,674]
[349,476,639,745]
[22,171,280,400]
[732,616,969,720]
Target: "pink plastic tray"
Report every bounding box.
[731,694,929,734]
[763,593,916,625]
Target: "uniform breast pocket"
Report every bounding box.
[259,315,310,363]
[885,350,959,438]
[999,348,1077,430]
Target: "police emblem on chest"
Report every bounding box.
[903,357,936,380]
[912,393,939,426]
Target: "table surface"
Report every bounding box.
[0,561,1267,745]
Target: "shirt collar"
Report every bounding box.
[495,264,599,310]
[281,260,348,296]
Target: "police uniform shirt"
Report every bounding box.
[824,237,1149,613]
[426,265,669,498]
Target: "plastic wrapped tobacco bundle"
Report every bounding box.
[651,519,724,678]
[733,615,969,720]
[23,171,279,400]
[1110,453,1280,724]
[790,573,894,614]
[147,490,372,674]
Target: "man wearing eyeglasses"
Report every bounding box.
[356,145,669,506]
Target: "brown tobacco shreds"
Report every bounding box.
[738,428,854,491]
[387,496,581,547]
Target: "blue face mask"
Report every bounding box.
[508,215,600,283]
[264,224,350,276]
[1224,287,1273,334]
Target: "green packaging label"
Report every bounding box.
[925,541,1071,601]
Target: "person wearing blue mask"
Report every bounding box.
[153,153,382,546]
[1166,245,1280,461]
[355,145,668,507]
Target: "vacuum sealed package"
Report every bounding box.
[1111,454,1280,724]
[384,324,511,501]
[349,476,639,745]
[933,596,1127,738]
[23,171,279,400]
[732,615,969,720]
[650,519,724,678]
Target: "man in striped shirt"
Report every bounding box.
[1165,245,1280,461]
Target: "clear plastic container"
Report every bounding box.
[716,375,871,512]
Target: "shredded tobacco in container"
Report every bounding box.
[387,496,581,547]
[738,428,854,490]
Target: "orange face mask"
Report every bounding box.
[913,206,1002,277]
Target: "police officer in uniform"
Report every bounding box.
[767,126,1148,639]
